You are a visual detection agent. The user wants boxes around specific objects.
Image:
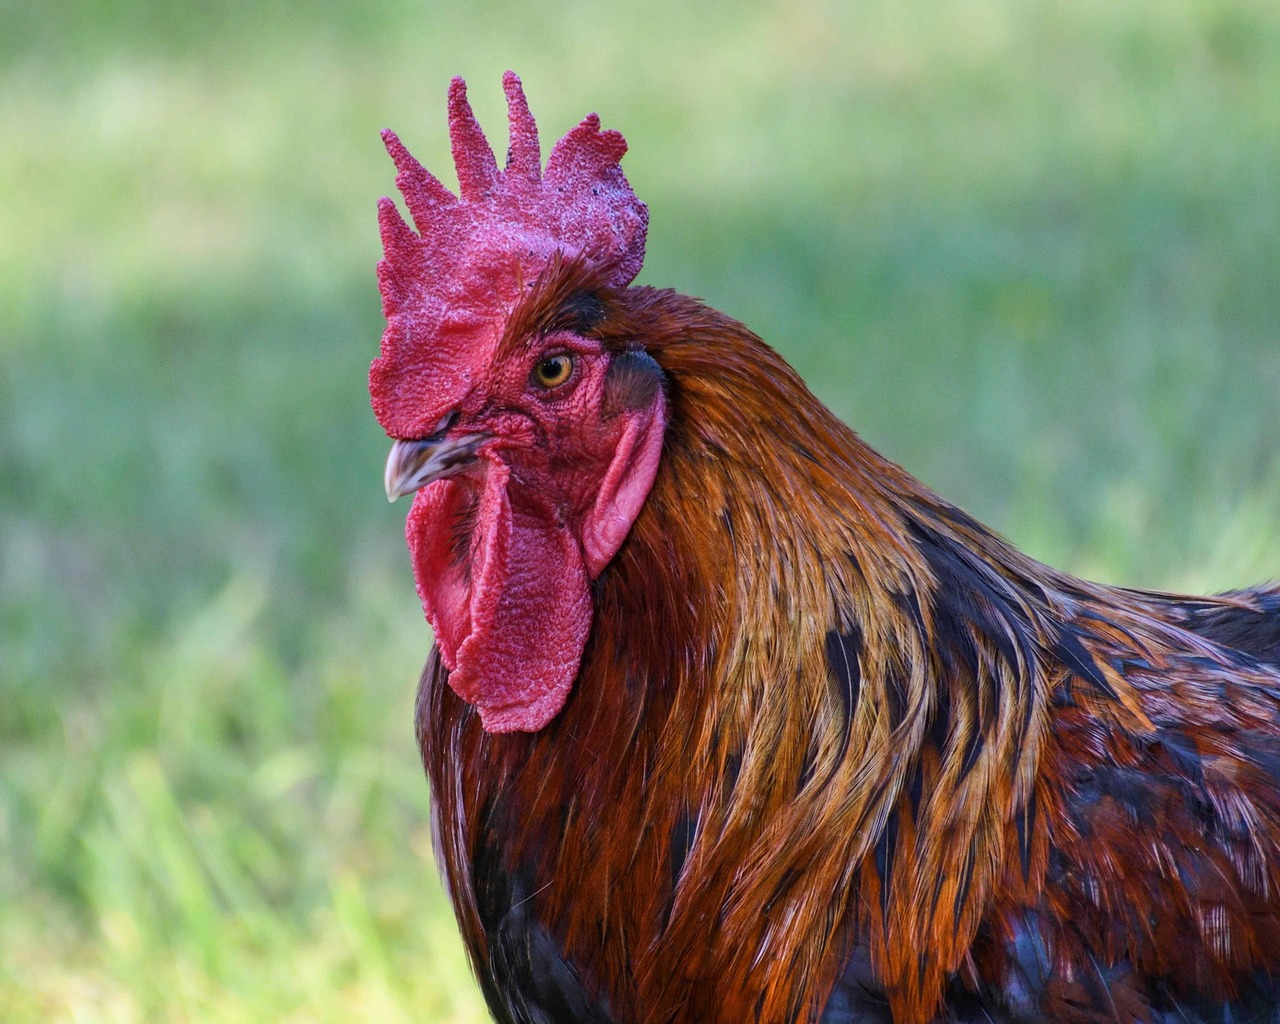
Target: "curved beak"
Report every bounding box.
[384,432,487,502]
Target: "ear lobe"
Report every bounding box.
[582,373,667,579]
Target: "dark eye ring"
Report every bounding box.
[532,353,574,390]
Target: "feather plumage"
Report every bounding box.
[411,271,1280,1023]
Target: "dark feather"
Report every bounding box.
[410,274,1280,1024]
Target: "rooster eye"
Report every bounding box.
[532,354,574,390]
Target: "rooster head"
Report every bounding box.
[371,73,667,733]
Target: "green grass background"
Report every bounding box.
[3,1,1279,1020]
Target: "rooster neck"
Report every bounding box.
[416,294,1071,1024]
[415,289,1280,1024]
[598,305,1068,1022]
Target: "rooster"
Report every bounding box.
[371,73,1280,1024]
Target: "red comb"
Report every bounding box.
[371,73,648,437]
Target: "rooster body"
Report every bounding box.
[372,77,1280,1023]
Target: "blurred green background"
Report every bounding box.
[3,0,1279,1020]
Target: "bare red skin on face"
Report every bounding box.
[405,342,666,733]
[370,74,659,732]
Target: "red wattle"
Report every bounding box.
[407,460,592,733]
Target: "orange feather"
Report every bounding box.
[415,262,1280,1024]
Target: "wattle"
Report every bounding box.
[406,458,593,732]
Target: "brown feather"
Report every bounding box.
[417,269,1280,1023]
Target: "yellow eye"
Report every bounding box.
[532,353,574,389]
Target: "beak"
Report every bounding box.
[384,430,487,502]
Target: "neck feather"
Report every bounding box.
[583,289,1059,1021]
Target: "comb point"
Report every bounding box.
[448,76,499,199]
[383,128,456,231]
[502,70,541,180]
